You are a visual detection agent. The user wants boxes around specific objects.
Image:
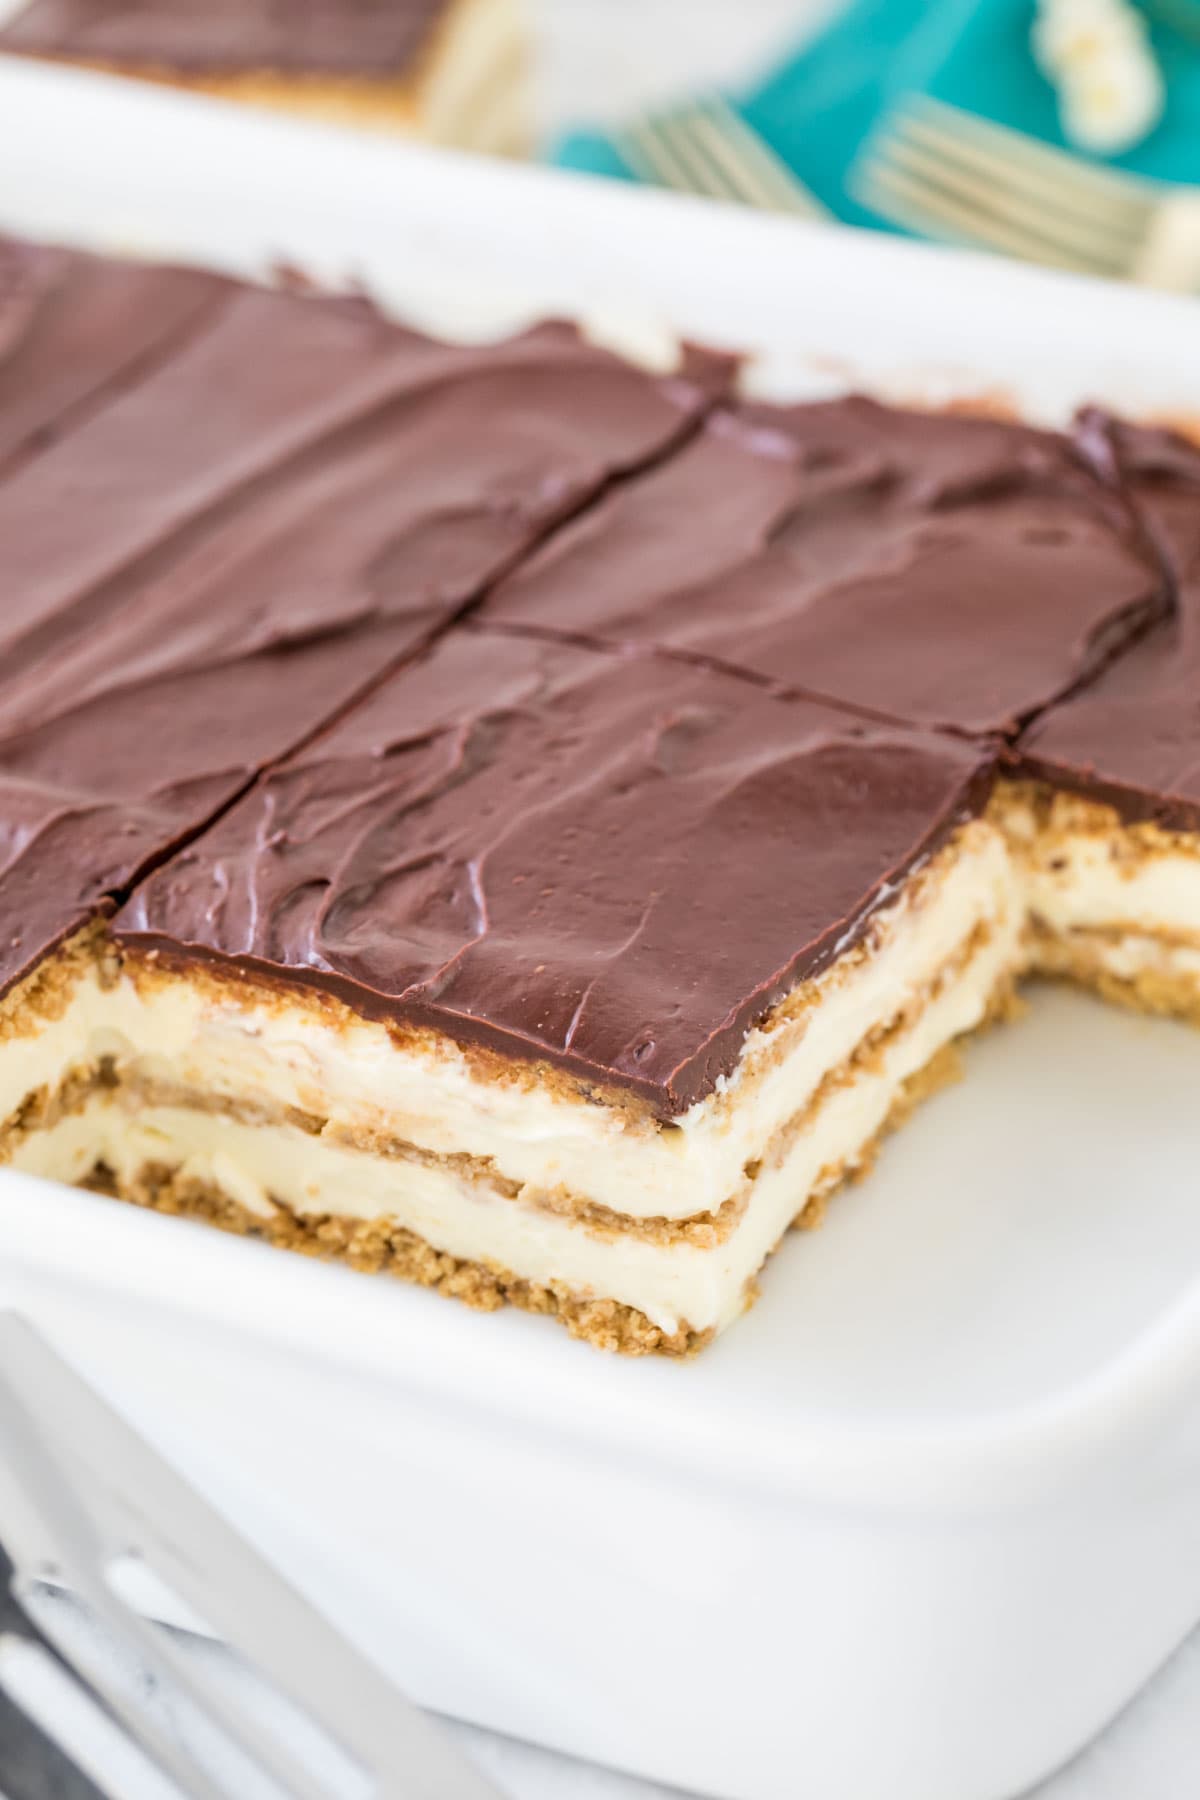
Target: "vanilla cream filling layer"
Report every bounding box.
[1018,830,1200,944]
[1000,795,1200,980]
[8,913,1017,1335]
[0,823,1018,1224]
[1052,931,1200,983]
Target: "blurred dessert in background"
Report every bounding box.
[0,0,529,151]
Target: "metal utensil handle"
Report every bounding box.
[1,1548,108,1800]
[0,1687,108,1800]
[0,1314,506,1800]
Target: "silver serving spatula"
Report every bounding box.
[0,1312,503,1800]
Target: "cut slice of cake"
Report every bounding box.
[7,629,1019,1354]
[0,0,531,152]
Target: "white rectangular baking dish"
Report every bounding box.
[2,58,1200,1800]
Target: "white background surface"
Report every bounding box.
[2,2,1200,1795]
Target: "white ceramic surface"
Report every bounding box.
[2,60,1200,1800]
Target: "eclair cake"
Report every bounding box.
[3,232,1199,1355]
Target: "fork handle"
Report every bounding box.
[1134,192,1200,293]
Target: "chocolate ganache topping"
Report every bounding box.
[1019,417,1200,828]
[115,628,993,1115]
[0,0,452,77]
[6,230,1199,1118]
[478,396,1166,734]
[0,237,725,995]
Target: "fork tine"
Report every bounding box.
[654,114,748,204]
[856,155,1095,272]
[687,115,794,210]
[917,95,1153,215]
[623,102,826,217]
[621,117,736,203]
[692,95,829,217]
[898,108,1149,244]
[872,129,1129,272]
[619,120,694,191]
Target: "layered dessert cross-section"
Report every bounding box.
[0,0,530,151]
[6,232,1200,1355]
[1002,416,1200,1023]
[10,630,1020,1354]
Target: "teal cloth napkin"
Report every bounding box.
[550,0,1200,234]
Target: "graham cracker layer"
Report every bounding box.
[60,1016,996,1358]
[702,822,1001,1128]
[993,777,1200,1025]
[85,1159,712,1359]
[1026,923,1200,1028]
[991,780,1200,878]
[123,947,667,1135]
[0,1058,113,1162]
[114,820,1001,1172]
[0,923,115,1045]
[795,978,1021,1233]
[2,911,1008,1259]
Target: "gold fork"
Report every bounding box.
[619,93,830,220]
[853,94,1200,291]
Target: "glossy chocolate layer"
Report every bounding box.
[478,396,1165,734]
[0,236,227,474]
[12,232,1200,1120]
[0,239,721,994]
[116,628,992,1115]
[0,0,449,77]
[1019,417,1200,828]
